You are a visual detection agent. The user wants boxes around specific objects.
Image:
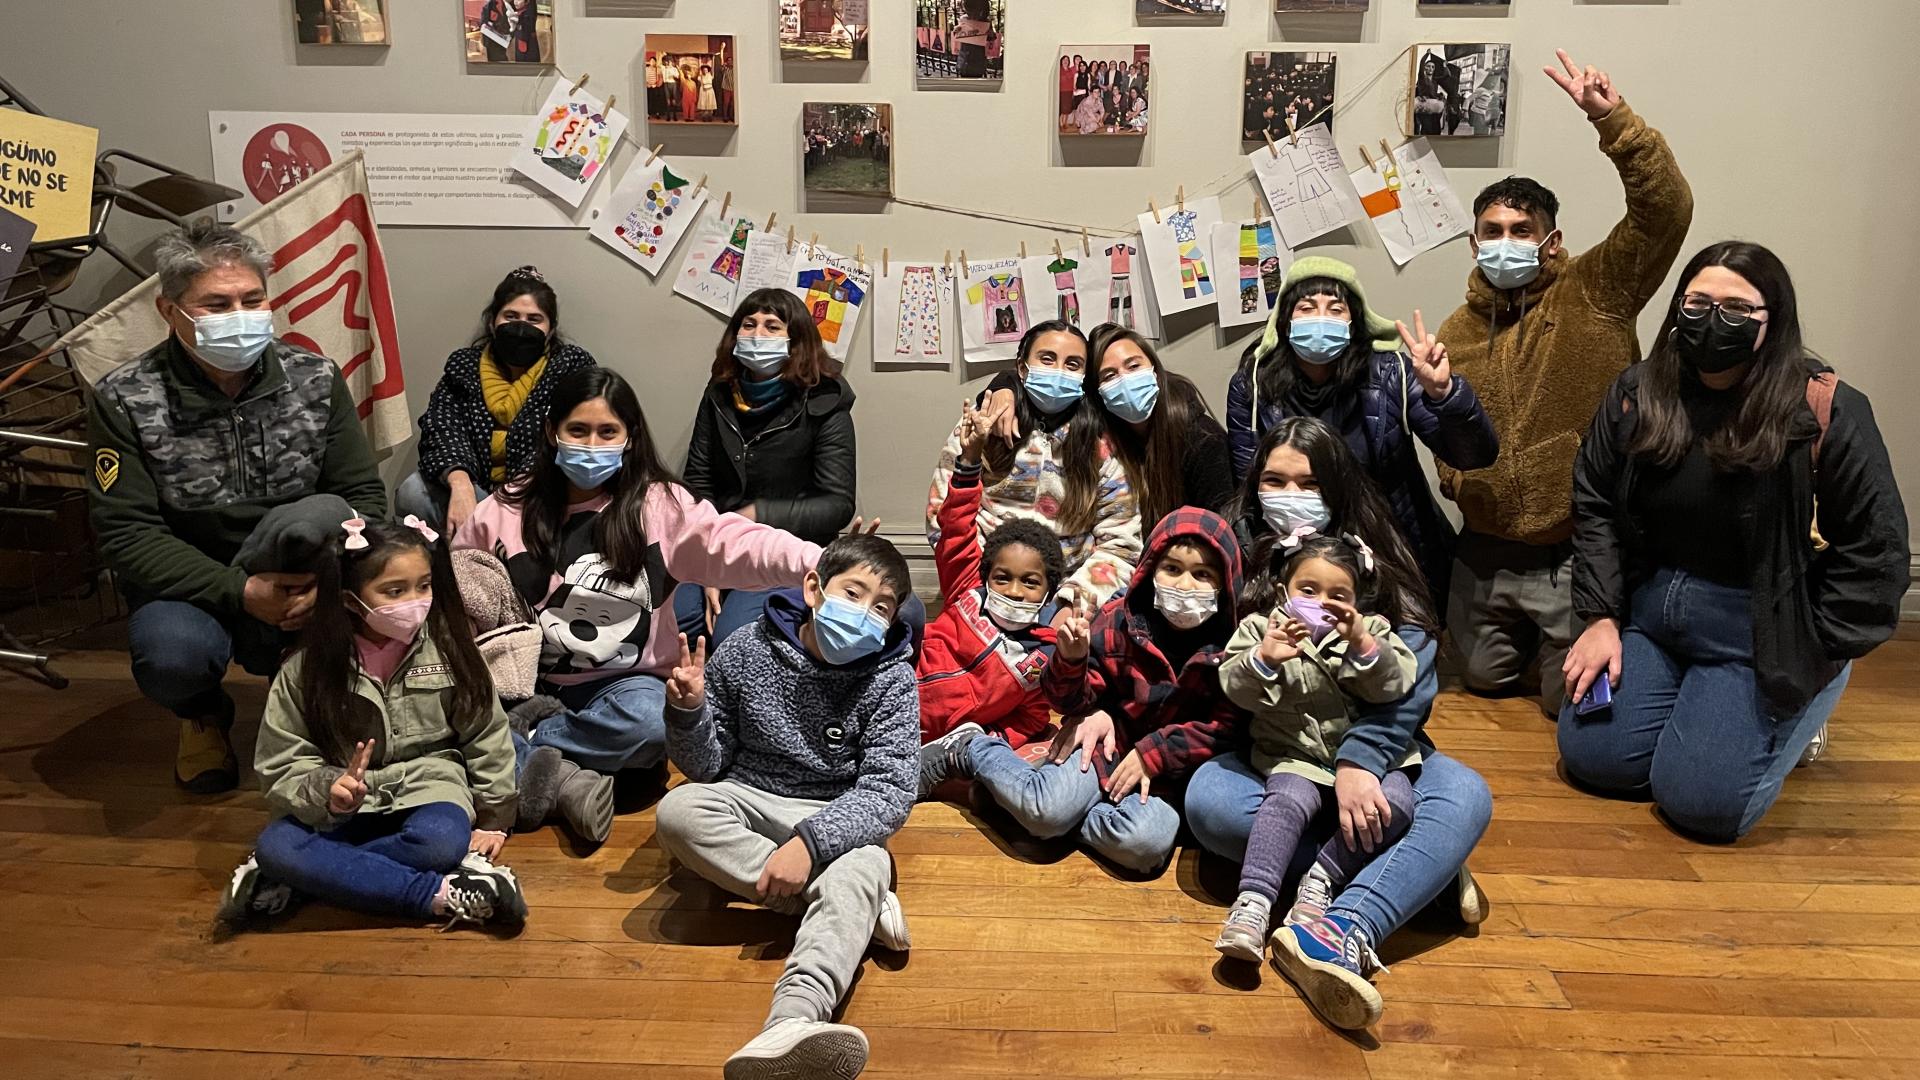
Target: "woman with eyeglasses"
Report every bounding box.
[1559,240,1907,842]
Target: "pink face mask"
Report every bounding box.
[357,595,432,644]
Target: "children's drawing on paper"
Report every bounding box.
[672,207,758,315]
[1348,136,1469,267]
[958,258,1025,364]
[1136,196,1222,318]
[873,262,959,369]
[1248,122,1362,247]
[590,158,709,276]
[788,250,872,360]
[1019,253,1112,332]
[1105,240,1138,330]
[1099,236,1162,340]
[1210,218,1291,328]
[511,84,628,207]
[739,230,798,297]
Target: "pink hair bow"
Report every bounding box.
[404,514,441,544]
[1277,524,1319,552]
[1342,532,1376,575]
[341,516,369,551]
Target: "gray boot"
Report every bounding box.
[516,745,568,831]
[506,694,567,739]
[556,766,616,846]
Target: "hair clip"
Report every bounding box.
[1342,532,1376,575]
[342,516,369,551]
[510,264,546,282]
[403,514,441,544]
[1277,524,1320,552]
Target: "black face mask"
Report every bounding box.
[1672,314,1761,375]
[491,320,548,367]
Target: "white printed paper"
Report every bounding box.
[590,157,708,276]
[672,206,759,315]
[1349,136,1469,267]
[1210,219,1292,328]
[510,84,629,207]
[787,248,874,363]
[873,261,959,369]
[1248,122,1363,247]
[1136,196,1224,317]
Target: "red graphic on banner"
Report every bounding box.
[242,124,333,205]
[270,193,405,421]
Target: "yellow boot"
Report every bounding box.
[176,718,238,794]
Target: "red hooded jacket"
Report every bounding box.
[1043,507,1247,782]
[918,465,1061,747]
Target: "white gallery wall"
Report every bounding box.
[6,0,1918,553]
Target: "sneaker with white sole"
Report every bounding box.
[217,853,296,924]
[1269,912,1388,1030]
[439,861,528,930]
[872,890,910,951]
[1213,892,1269,962]
[1286,863,1334,928]
[1456,865,1487,926]
[724,1017,868,1080]
[917,722,985,799]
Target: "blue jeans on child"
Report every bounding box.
[672,584,782,650]
[1556,568,1849,843]
[512,672,669,776]
[967,737,1181,873]
[254,802,470,918]
[126,600,287,720]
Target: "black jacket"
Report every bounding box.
[415,343,598,486]
[1571,362,1908,719]
[684,376,857,546]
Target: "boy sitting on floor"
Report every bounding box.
[657,533,920,1080]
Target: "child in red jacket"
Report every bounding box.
[917,403,1066,800]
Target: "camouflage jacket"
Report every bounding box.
[87,336,387,613]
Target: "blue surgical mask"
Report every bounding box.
[1024,368,1084,415]
[733,335,790,377]
[1475,238,1542,290]
[1288,316,1351,366]
[1260,490,1331,536]
[189,308,275,371]
[1099,369,1160,424]
[555,440,627,490]
[813,594,891,665]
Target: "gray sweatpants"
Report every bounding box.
[654,779,891,1025]
[1446,530,1578,719]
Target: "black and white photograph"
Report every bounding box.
[1244,51,1337,143]
[1411,43,1510,137]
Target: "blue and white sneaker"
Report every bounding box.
[1269,912,1387,1030]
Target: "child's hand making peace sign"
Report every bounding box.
[328,739,376,815]
[667,633,709,711]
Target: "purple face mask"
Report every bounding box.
[1284,595,1335,644]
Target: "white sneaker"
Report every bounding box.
[1456,865,1487,926]
[724,1017,868,1080]
[872,890,910,951]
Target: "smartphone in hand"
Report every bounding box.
[1575,677,1613,716]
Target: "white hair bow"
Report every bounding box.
[341,515,369,551]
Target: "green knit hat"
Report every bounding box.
[1256,255,1402,357]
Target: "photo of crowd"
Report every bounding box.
[1057,45,1153,137]
[915,0,1005,83]
[802,102,893,194]
[780,0,871,62]
[645,36,737,126]
[1244,51,1337,142]
[1411,43,1511,137]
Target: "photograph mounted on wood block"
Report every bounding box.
[780,0,871,62]
[802,103,893,195]
[646,36,737,125]
[1137,0,1226,19]
[1245,51,1337,143]
[464,0,551,64]
[1058,45,1152,137]
[916,0,1006,85]
[1274,0,1369,11]
[1411,43,1510,137]
[293,0,389,45]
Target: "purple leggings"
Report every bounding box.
[1239,768,1417,902]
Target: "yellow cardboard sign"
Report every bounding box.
[0,111,98,243]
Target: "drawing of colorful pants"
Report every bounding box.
[1109,273,1133,328]
[1172,210,1213,300]
[895,266,943,358]
[1055,269,1081,326]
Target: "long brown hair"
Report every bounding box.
[1628,241,1811,473]
[1085,325,1214,531]
[983,320,1106,538]
[710,288,840,390]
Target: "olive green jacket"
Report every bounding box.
[255,634,517,831]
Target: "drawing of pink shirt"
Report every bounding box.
[967,273,1028,344]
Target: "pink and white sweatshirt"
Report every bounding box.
[453,483,822,686]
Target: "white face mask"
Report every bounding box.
[1153,584,1218,630]
[983,589,1043,631]
[188,308,275,371]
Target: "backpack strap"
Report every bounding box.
[1806,371,1836,470]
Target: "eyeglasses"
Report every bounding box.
[1679,293,1767,325]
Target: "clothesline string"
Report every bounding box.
[545,43,1413,245]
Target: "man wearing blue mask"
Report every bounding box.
[87,221,385,792]
[1434,50,1692,717]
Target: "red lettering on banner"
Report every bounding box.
[270,193,404,420]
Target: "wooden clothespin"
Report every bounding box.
[765,211,778,233]
[1254,189,1264,224]
[944,249,953,274]
[719,191,732,218]
[646,143,663,165]
[1019,241,1028,259]
[1052,239,1064,262]
[808,232,819,259]
[882,247,889,277]
[1358,144,1377,172]
[569,72,591,96]
[959,250,970,278]
[1379,138,1395,162]
[1176,185,1186,212]
[1285,116,1299,147]
[1263,128,1279,160]
[1147,199,1160,224]
[785,225,796,254]
[1081,226,1091,256]
[854,243,865,270]
[693,174,708,195]
[604,94,618,115]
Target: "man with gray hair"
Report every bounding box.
[87,220,386,792]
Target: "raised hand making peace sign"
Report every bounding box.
[1545,49,1621,122]
[1395,309,1452,401]
[957,398,995,466]
[328,739,376,815]
[1054,599,1094,662]
[666,633,709,711]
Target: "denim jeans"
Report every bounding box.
[1239,769,1417,903]
[671,583,781,650]
[254,802,470,918]
[1556,568,1849,843]
[394,471,491,532]
[512,672,669,776]
[126,600,286,721]
[967,737,1180,873]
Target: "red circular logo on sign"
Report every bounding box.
[241,124,333,205]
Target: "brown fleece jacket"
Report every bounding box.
[1435,101,1693,546]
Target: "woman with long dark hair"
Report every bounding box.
[928,320,1141,611]
[1085,324,1235,527]
[676,288,856,646]
[1559,241,1907,841]
[1186,417,1492,1027]
[454,367,824,846]
[402,266,597,532]
[1226,257,1496,605]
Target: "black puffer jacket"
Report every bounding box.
[683,376,857,546]
[1571,361,1908,720]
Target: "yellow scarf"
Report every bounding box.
[478,348,547,482]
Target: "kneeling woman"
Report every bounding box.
[1560,241,1906,842]
[454,368,825,845]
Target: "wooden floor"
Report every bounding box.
[4,639,1919,1079]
